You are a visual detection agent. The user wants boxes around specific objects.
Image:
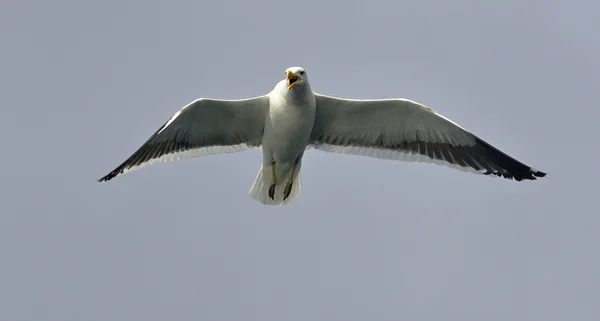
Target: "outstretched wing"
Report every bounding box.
[310,94,546,181]
[99,96,269,181]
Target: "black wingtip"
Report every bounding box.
[470,135,547,182]
[520,168,547,181]
[97,170,121,183]
[488,168,547,181]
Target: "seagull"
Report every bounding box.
[98,66,546,205]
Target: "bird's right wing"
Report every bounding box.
[99,96,269,181]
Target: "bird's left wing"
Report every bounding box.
[99,96,269,182]
[309,93,546,181]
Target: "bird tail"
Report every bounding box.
[248,163,302,206]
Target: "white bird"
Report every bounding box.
[99,66,546,205]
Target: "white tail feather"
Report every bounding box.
[248,163,302,205]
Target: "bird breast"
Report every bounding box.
[263,93,316,162]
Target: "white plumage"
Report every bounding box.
[99,66,546,205]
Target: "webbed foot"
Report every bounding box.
[269,159,276,200]
[268,183,276,200]
[283,180,293,201]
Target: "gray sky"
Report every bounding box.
[1,0,598,320]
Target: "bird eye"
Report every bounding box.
[300,71,305,75]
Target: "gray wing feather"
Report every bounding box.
[99,96,268,181]
[310,94,546,181]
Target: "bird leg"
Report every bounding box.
[283,160,299,201]
[268,159,276,200]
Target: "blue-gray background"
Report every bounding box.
[1,0,598,320]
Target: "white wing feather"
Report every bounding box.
[99,96,269,181]
[310,94,546,181]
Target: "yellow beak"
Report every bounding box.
[286,71,301,90]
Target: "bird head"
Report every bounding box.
[285,66,307,90]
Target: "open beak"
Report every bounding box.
[286,71,301,90]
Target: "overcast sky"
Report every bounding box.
[1,0,599,320]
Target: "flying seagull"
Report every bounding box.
[98,66,546,205]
